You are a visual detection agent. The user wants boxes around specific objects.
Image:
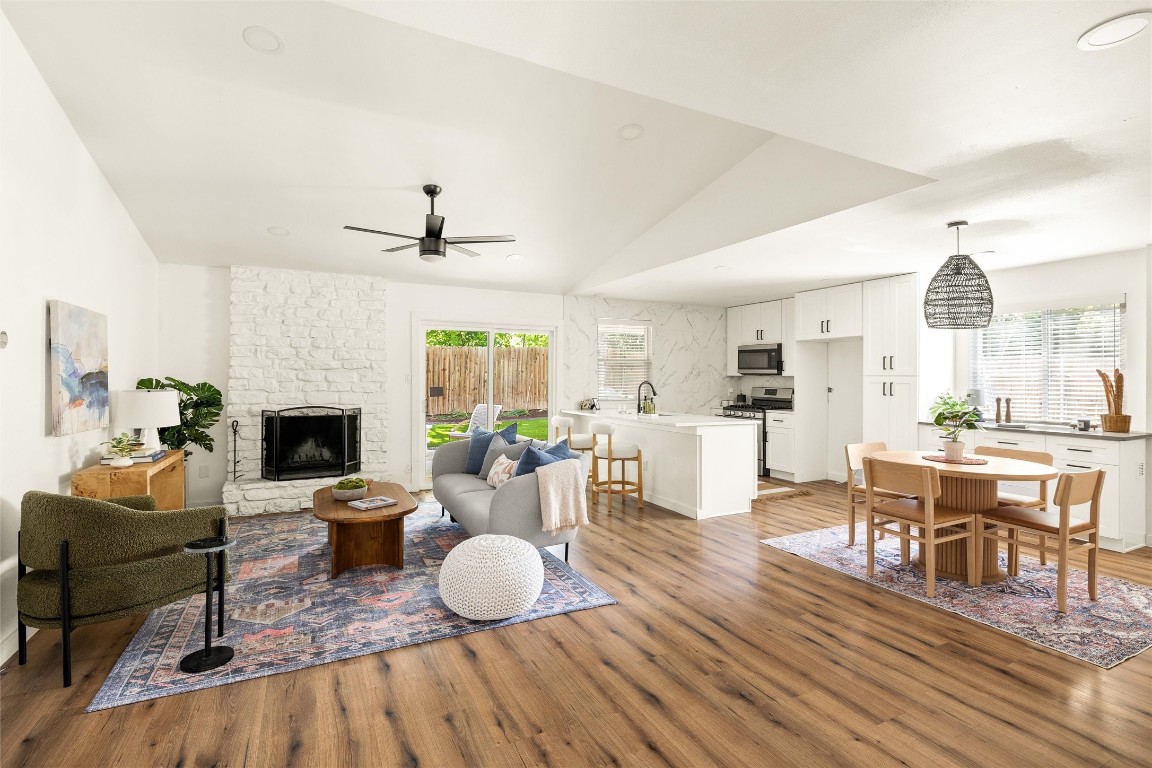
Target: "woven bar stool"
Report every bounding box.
[550,416,594,456]
[589,422,643,511]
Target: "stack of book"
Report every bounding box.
[348,496,397,510]
[100,448,167,465]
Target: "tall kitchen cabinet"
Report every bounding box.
[862,274,921,450]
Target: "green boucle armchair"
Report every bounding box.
[17,491,227,687]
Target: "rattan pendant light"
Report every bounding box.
[923,220,994,329]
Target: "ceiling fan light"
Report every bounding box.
[924,254,994,328]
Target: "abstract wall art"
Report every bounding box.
[49,300,109,435]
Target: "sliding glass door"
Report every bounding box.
[422,326,551,484]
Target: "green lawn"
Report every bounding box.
[425,417,549,449]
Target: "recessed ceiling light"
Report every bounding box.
[243,26,284,54]
[266,226,290,236]
[506,253,523,262]
[713,265,734,271]
[1077,12,1150,51]
[618,124,645,141]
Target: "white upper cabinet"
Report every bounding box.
[795,283,862,340]
[739,303,762,345]
[726,307,740,376]
[760,301,782,344]
[780,298,795,375]
[863,274,918,377]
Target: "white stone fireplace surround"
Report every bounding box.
[222,266,387,516]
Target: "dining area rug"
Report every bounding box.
[87,505,616,711]
[761,525,1152,668]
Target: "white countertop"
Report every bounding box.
[560,409,756,428]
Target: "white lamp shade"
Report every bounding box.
[115,389,180,430]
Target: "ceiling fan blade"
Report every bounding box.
[447,244,481,258]
[344,225,419,240]
[426,214,445,239]
[445,235,516,244]
[383,243,419,253]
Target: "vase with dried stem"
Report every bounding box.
[1097,368,1130,433]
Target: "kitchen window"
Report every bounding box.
[968,302,1126,422]
[597,321,651,400]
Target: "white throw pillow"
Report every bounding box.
[487,454,517,488]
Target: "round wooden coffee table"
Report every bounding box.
[312,481,418,578]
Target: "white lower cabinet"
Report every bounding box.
[766,427,795,474]
[863,377,918,450]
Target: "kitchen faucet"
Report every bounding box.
[637,380,657,413]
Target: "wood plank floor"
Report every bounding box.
[3,480,1150,767]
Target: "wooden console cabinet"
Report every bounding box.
[72,450,186,510]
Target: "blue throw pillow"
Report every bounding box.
[543,441,576,460]
[497,422,518,445]
[514,444,568,477]
[464,429,498,474]
[464,424,520,474]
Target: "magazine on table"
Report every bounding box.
[347,496,397,510]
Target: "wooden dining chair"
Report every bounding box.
[973,445,1054,565]
[863,458,979,597]
[975,469,1104,613]
[844,442,908,546]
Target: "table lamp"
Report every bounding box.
[115,389,180,453]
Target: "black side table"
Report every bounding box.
[180,536,237,674]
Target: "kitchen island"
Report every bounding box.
[560,409,758,519]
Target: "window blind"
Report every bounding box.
[969,303,1125,422]
[597,323,651,399]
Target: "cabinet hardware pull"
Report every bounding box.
[882,356,887,370]
[997,441,1018,446]
[1068,448,1092,453]
[889,355,894,369]
[827,319,831,333]
[889,381,894,395]
[1067,464,1092,470]
[882,382,887,396]
[819,320,825,334]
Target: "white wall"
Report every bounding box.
[385,282,565,488]
[0,13,160,662]
[562,296,728,414]
[157,265,230,505]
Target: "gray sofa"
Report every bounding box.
[431,438,592,554]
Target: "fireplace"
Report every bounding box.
[262,407,361,481]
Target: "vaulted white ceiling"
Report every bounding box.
[4,1,1149,305]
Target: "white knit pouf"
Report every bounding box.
[438,535,545,621]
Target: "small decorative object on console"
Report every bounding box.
[101,432,138,468]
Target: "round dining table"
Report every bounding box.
[869,450,1059,583]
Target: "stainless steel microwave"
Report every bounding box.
[737,344,783,375]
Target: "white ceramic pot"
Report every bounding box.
[109,456,134,468]
[943,441,965,461]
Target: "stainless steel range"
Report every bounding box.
[720,388,793,475]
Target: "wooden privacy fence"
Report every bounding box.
[426,347,549,415]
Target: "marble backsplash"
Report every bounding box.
[562,296,729,415]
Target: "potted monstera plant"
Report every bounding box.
[929,391,984,461]
[136,377,223,452]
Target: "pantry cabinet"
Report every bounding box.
[862,377,918,450]
[862,273,918,377]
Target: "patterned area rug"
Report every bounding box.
[762,525,1152,668]
[88,505,616,711]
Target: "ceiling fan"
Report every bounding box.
[344,184,515,263]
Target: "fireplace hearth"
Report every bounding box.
[262,407,361,481]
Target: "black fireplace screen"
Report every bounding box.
[262,407,361,481]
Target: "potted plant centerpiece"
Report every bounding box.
[929,391,984,461]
